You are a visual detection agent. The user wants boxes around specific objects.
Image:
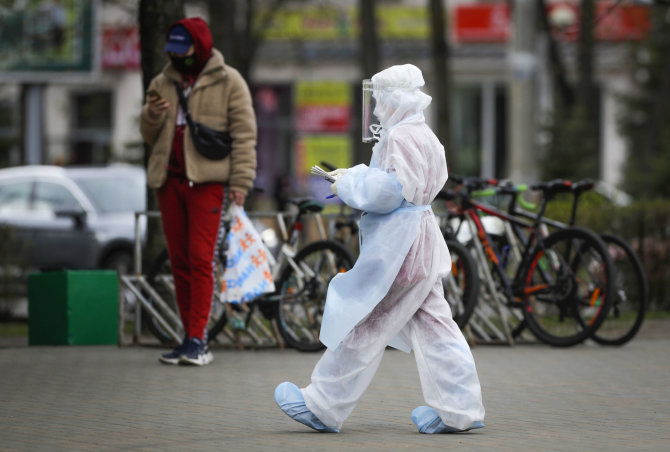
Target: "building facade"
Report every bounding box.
[0,0,649,197]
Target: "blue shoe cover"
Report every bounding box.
[274,382,339,433]
[411,406,484,434]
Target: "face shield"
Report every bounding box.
[362,79,381,143]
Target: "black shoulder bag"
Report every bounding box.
[174,82,232,161]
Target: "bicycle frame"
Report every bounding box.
[443,183,579,343]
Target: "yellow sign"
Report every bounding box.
[297,135,352,174]
[259,6,431,41]
[377,7,429,39]
[260,7,352,40]
[295,81,351,107]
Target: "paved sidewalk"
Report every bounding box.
[1,324,669,451]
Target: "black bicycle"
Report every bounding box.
[142,194,355,351]
[437,176,615,347]
[508,179,647,346]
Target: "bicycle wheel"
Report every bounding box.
[591,234,647,346]
[143,249,228,345]
[274,240,355,352]
[443,239,479,328]
[521,227,614,347]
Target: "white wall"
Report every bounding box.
[108,71,144,162]
[44,86,70,165]
[601,75,633,188]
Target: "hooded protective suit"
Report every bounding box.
[301,64,485,431]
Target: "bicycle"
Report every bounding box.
[437,176,615,347]
[318,161,360,257]
[142,189,355,352]
[320,161,479,331]
[441,237,480,330]
[505,179,647,346]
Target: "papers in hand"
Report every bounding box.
[310,165,336,183]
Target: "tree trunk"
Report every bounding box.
[209,0,247,77]
[357,0,380,164]
[536,0,574,108]
[138,0,185,94]
[428,0,450,150]
[577,0,595,103]
[360,0,380,79]
[209,0,286,82]
[577,0,599,175]
[138,0,185,267]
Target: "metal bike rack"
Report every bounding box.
[118,210,186,345]
[118,209,334,348]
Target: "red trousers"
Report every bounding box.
[157,175,224,340]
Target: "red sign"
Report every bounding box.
[548,2,650,42]
[295,106,350,133]
[102,26,140,70]
[453,2,649,44]
[453,3,510,43]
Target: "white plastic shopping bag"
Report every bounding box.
[220,204,276,303]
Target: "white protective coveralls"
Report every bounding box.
[301,64,485,431]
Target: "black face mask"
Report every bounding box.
[170,54,196,74]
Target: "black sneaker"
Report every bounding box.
[159,337,188,365]
[179,337,213,366]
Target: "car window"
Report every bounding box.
[33,182,82,213]
[72,174,145,214]
[0,181,33,214]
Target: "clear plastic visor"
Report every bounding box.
[362,79,380,143]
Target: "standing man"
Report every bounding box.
[140,17,257,366]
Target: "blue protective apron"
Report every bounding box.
[319,201,431,352]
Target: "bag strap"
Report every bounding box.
[174,82,198,135]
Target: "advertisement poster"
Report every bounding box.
[293,80,353,202]
[295,134,351,202]
[294,80,351,133]
[0,0,95,77]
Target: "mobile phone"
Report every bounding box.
[147,89,162,100]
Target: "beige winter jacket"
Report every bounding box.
[140,49,257,193]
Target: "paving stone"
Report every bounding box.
[0,327,668,451]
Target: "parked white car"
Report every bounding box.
[0,164,147,275]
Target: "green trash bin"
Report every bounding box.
[28,270,119,346]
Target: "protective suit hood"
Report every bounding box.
[370,64,432,130]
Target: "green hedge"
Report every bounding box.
[544,194,670,311]
[0,225,30,309]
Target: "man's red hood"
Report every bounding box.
[167,17,213,76]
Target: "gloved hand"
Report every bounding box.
[330,180,339,196]
[327,168,348,178]
[327,168,348,196]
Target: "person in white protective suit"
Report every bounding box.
[274,64,485,434]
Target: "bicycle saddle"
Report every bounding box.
[290,198,325,213]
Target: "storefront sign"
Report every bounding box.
[294,81,351,133]
[297,135,351,175]
[101,26,140,70]
[260,6,430,40]
[454,2,650,44]
[0,0,96,79]
[547,2,651,42]
[453,3,509,43]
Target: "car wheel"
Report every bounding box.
[102,251,133,275]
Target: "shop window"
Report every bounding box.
[71,91,112,164]
[450,86,482,176]
[252,84,294,208]
[450,83,507,178]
